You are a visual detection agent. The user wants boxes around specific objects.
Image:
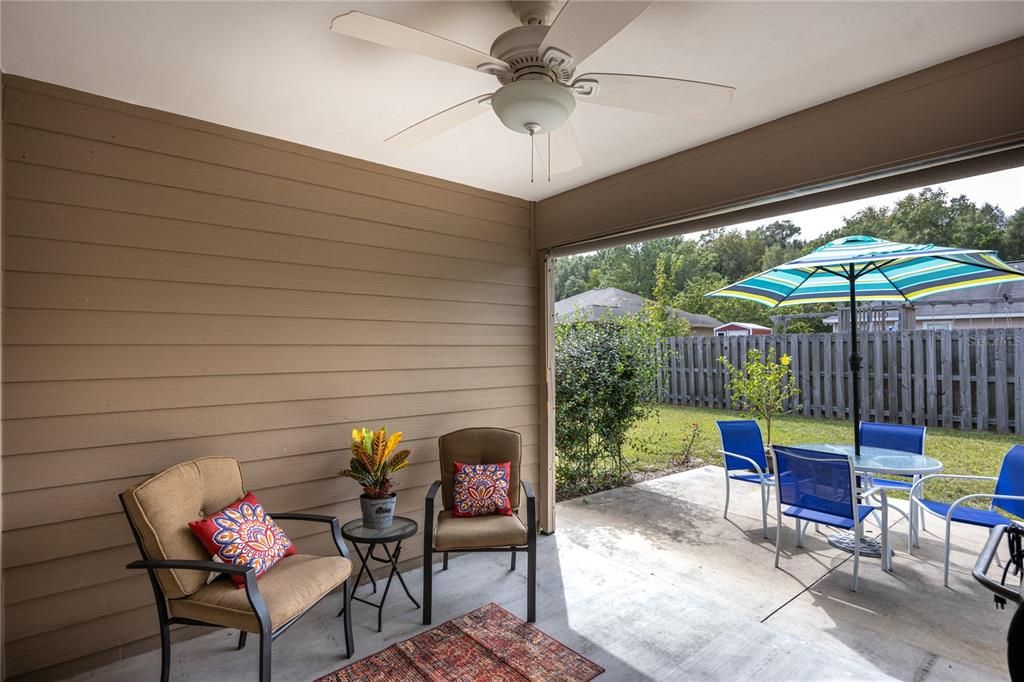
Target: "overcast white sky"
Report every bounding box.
[698,166,1024,241]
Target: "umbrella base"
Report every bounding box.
[827,530,883,558]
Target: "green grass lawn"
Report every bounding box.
[625,405,1020,508]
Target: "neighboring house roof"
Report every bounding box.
[714,322,772,332]
[555,287,722,328]
[824,260,1024,325]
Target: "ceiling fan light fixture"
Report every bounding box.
[491,80,576,135]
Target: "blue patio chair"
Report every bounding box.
[909,444,1024,587]
[716,420,772,539]
[860,421,927,527]
[772,445,891,591]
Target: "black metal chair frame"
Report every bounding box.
[422,479,536,625]
[119,495,354,682]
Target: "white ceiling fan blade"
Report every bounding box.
[539,1,651,71]
[385,95,494,147]
[330,12,509,75]
[533,121,583,176]
[572,73,735,119]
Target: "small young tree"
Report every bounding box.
[719,348,800,445]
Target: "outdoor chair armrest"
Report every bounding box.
[910,473,998,500]
[424,480,443,556]
[520,480,537,534]
[521,479,536,499]
[717,450,769,478]
[126,558,252,577]
[942,493,1024,521]
[859,485,889,500]
[127,558,272,633]
[267,512,350,559]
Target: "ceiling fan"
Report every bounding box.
[330,1,735,178]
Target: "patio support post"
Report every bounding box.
[849,267,862,458]
[537,248,557,533]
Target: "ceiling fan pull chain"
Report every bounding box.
[547,132,551,182]
[529,128,535,183]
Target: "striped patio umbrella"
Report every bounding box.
[707,235,1024,455]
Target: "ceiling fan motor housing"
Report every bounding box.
[488,25,574,84]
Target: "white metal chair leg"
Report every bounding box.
[724,469,731,519]
[796,519,806,548]
[881,498,892,572]
[943,516,953,588]
[851,521,861,592]
[760,483,770,539]
[774,517,782,568]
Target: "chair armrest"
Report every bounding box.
[127,558,252,577]
[266,512,350,559]
[128,558,272,634]
[521,479,535,499]
[910,473,998,500]
[268,512,335,523]
[424,480,442,556]
[718,450,769,478]
[521,480,537,535]
[860,485,889,499]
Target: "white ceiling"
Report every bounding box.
[3,1,1023,201]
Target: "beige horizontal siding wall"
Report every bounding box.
[0,75,540,679]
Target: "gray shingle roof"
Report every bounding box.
[555,287,722,328]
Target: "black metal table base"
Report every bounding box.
[338,539,420,632]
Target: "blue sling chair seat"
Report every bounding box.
[910,444,1024,587]
[716,420,773,539]
[772,445,891,592]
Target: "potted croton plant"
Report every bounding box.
[340,426,410,530]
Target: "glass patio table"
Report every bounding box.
[795,443,943,558]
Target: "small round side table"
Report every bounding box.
[337,516,420,632]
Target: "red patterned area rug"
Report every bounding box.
[315,602,604,681]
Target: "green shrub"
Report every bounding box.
[555,309,663,498]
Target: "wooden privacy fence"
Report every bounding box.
[657,329,1024,434]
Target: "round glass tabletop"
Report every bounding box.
[341,516,418,543]
[796,443,943,476]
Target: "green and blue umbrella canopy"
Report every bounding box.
[707,235,1024,455]
[707,235,1023,307]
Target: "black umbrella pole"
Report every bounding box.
[849,276,862,458]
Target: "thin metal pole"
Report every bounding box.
[849,266,862,458]
[529,130,534,183]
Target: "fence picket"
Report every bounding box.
[913,332,926,425]
[900,331,912,424]
[995,331,1009,433]
[887,333,899,422]
[926,331,938,427]
[977,330,990,430]
[940,331,953,429]
[959,331,973,431]
[873,333,885,421]
[1015,329,1024,435]
[835,333,846,421]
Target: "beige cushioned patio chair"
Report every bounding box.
[119,457,354,682]
[422,428,536,624]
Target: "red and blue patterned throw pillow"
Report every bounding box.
[189,492,296,587]
[453,461,513,518]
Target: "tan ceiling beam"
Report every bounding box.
[534,36,1024,251]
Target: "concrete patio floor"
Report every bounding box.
[67,466,1014,681]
